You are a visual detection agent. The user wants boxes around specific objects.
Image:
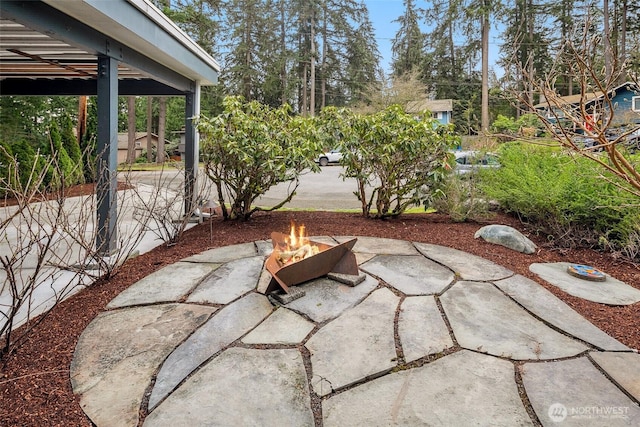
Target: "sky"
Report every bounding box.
[364,0,404,74]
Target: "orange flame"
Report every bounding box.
[276,222,320,266]
[287,221,309,249]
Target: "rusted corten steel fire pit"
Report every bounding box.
[263,231,359,295]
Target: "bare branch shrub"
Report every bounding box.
[506,14,640,198]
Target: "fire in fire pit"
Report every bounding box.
[263,223,359,295]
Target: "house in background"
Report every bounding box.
[117,132,171,163]
[406,99,454,125]
[535,82,640,132]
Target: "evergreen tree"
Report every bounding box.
[391,0,426,77]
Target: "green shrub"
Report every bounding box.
[481,143,640,259]
[431,172,492,222]
[61,114,84,184]
[319,105,457,218]
[491,114,519,136]
[198,96,321,220]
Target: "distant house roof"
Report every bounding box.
[535,82,638,109]
[117,132,168,150]
[406,99,453,113]
[406,99,453,114]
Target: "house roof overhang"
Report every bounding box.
[0,0,220,96]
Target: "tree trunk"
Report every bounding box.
[77,96,87,144]
[127,96,136,165]
[310,12,316,116]
[481,1,489,134]
[604,0,612,82]
[321,3,327,109]
[157,97,167,164]
[146,97,153,163]
[280,0,287,106]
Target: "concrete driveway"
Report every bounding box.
[128,165,367,211]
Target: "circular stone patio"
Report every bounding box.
[70,237,640,426]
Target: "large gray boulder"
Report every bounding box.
[474,224,537,254]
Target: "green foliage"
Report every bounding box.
[60,114,84,185]
[318,105,458,218]
[430,173,492,223]
[10,140,43,191]
[481,143,640,259]
[44,121,76,189]
[491,114,519,135]
[198,96,322,220]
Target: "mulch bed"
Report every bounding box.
[1,210,639,426]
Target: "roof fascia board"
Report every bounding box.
[44,0,219,85]
[2,1,195,91]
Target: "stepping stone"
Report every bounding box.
[187,256,265,304]
[336,236,418,255]
[107,262,216,308]
[71,303,214,427]
[398,296,453,362]
[181,242,258,263]
[522,356,640,426]
[242,308,315,345]
[306,288,399,396]
[323,350,532,426]
[144,348,313,427]
[530,262,640,305]
[590,351,640,401]
[284,275,378,323]
[414,242,513,281]
[440,281,587,360]
[148,293,273,409]
[361,255,454,295]
[494,275,629,351]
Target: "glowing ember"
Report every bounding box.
[276,222,321,266]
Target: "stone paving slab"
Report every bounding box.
[181,242,257,263]
[186,256,264,304]
[107,262,217,308]
[494,275,630,351]
[398,296,453,362]
[441,281,588,360]
[71,237,637,426]
[336,236,418,255]
[70,303,214,427]
[241,307,315,345]
[323,350,532,426]
[530,262,640,305]
[144,348,313,427]
[148,293,273,409]
[414,242,513,281]
[307,288,399,396]
[589,351,640,401]
[522,356,640,426]
[283,275,378,323]
[254,239,274,256]
[361,254,454,295]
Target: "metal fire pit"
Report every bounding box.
[263,232,359,295]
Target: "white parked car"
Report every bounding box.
[453,150,500,175]
[315,149,343,166]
